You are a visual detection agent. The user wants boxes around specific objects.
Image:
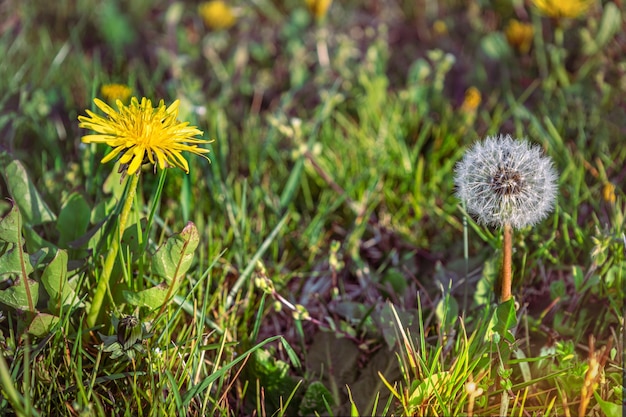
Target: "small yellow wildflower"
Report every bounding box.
[199,1,236,30]
[461,87,481,112]
[505,20,534,54]
[78,97,210,176]
[432,19,448,36]
[531,0,594,19]
[602,182,616,204]
[100,84,132,104]
[305,0,332,19]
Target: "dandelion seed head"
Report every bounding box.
[454,134,558,229]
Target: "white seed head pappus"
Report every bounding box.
[454,134,558,229]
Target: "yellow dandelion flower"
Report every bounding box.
[433,19,448,36]
[100,83,132,104]
[305,0,332,19]
[602,182,616,204]
[199,1,236,31]
[505,20,534,54]
[461,87,481,112]
[531,0,594,19]
[78,97,210,176]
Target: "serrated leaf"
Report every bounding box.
[151,222,199,284]
[2,160,56,225]
[0,278,39,309]
[26,313,60,337]
[56,192,90,248]
[40,249,83,310]
[123,283,169,309]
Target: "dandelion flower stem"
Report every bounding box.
[502,223,513,302]
[87,173,140,329]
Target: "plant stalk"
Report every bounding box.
[501,223,513,302]
[87,173,140,329]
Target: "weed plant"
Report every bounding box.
[0,0,623,416]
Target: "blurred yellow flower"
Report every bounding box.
[306,0,332,19]
[432,19,448,36]
[531,0,594,19]
[78,97,210,175]
[505,20,534,54]
[100,84,132,104]
[461,87,481,112]
[602,182,616,203]
[199,1,236,30]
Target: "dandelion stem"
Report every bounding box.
[501,223,513,302]
[87,173,140,329]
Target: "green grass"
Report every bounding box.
[0,0,624,416]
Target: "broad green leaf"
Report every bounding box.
[85,199,116,251]
[593,391,621,417]
[151,222,199,284]
[40,250,83,310]
[123,283,169,309]
[120,218,147,258]
[23,224,57,257]
[487,299,517,362]
[0,204,33,277]
[0,201,21,244]
[474,257,499,306]
[0,278,39,310]
[26,313,60,337]
[56,193,91,248]
[2,160,56,225]
[0,243,34,276]
[29,248,50,270]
